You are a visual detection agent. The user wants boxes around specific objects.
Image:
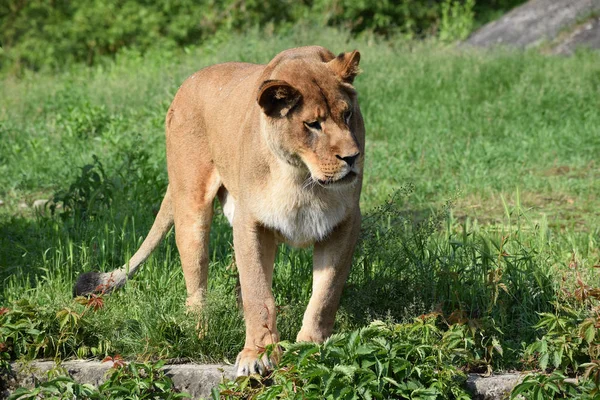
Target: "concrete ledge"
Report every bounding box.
[4,360,235,399]
[466,0,600,48]
[466,373,523,400]
[3,361,562,400]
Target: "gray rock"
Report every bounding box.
[466,373,523,400]
[467,0,600,48]
[8,360,235,399]
[32,199,49,209]
[553,16,600,54]
[165,364,235,398]
[13,360,111,388]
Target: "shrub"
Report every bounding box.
[0,0,526,73]
[214,318,489,399]
[510,263,600,398]
[50,155,113,223]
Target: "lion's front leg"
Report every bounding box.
[233,215,280,376]
[297,213,361,343]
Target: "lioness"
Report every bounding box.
[74,46,365,376]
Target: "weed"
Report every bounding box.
[511,371,578,399]
[522,261,600,373]
[215,319,472,399]
[7,377,99,400]
[510,260,600,397]
[50,155,113,222]
[0,296,112,363]
[0,300,47,360]
[99,359,189,399]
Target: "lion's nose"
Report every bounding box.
[336,152,360,167]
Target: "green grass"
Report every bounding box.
[1,26,599,371]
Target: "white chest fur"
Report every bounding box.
[258,186,349,247]
[221,179,351,247]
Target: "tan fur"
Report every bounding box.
[74,46,365,376]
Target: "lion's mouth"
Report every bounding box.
[317,171,358,186]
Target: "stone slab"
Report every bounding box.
[466,373,523,400]
[467,0,600,48]
[553,16,600,54]
[4,360,235,399]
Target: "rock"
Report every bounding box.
[466,0,600,48]
[466,373,523,400]
[8,360,235,399]
[553,16,600,54]
[165,364,235,398]
[13,360,111,389]
[32,199,49,210]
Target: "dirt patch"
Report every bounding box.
[452,190,594,230]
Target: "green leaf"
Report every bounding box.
[355,345,376,356]
[583,321,596,344]
[382,376,401,388]
[539,339,548,354]
[536,386,545,400]
[411,387,439,400]
[539,352,549,370]
[302,364,330,379]
[297,344,320,365]
[511,380,537,398]
[492,338,503,356]
[544,381,560,394]
[552,350,562,369]
[7,387,38,400]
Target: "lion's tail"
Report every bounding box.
[73,186,174,297]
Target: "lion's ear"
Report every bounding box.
[328,50,361,84]
[257,80,302,118]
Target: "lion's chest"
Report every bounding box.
[223,185,349,247]
[259,196,348,247]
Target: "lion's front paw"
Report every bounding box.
[185,290,206,313]
[296,328,328,343]
[234,347,279,377]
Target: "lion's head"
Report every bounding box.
[257,50,363,188]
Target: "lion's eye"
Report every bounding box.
[344,110,353,125]
[304,121,321,130]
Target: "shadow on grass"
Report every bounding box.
[0,173,559,364]
[336,192,557,347]
[0,214,59,297]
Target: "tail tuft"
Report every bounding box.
[73,270,127,297]
[73,271,103,297]
[72,187,173,298]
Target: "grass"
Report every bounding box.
[1,25,600,377]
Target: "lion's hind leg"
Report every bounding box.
[170,163,222,311]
